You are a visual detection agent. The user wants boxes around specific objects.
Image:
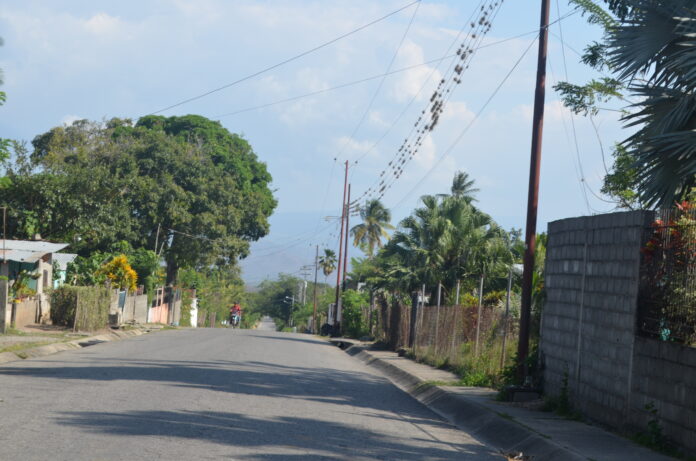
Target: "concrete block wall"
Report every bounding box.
[542,209,696,454]
[12,298,39,328]
[632,337,696,453]
[120,294,149,324]
[541,211,652,428]
[133,295,148,324]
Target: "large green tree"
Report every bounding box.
[0,115,277,282]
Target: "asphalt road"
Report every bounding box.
[0,328,500,460]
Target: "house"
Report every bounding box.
[52,253,78,288]
[0,239,70,330]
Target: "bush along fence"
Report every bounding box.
[51,285,112,331]
[52,285,182,330]
[375,289,519,387]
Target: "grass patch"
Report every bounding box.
[0,341,56,353]
[2,328,71,339]
[409,339,519,389]
[0,337,75,355]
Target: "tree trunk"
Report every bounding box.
[166,254,178,286]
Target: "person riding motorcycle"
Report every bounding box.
[229,302,242,327]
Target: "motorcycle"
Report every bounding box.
[230,313,241,328]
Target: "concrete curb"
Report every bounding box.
[0,328,151,363]
[347,346,586,461]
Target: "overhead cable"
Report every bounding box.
[390,36,538,210]
[146,0,421,115]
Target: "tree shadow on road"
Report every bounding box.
[54,409,500,460]
[0,358,429,421]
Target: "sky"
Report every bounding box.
[0,0,628,286]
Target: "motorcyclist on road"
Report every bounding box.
[229,302,242,327]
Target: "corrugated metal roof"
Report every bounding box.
[52,253,78,271]
[0,240,69,253]
[1,249,46,263]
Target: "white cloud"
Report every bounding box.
[60,114,81,126]
[413,133,436,169]
[442,100,474,124]
[391,40,442,103]
[368,110,389,128]
[83,13,122,36]
[334,136,378,158]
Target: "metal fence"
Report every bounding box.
[413,303,515,369]
[638,207,696,346]
[376,293,517,371]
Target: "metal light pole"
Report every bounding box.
[517,0,550,382]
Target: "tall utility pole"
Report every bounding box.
[300,265,312,304]
[312,244,319,334]
[342,184,351,290]
[518,0,550,382]
[334,160,349,332]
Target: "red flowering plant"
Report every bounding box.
[639,197,696,345]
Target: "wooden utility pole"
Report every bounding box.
[518,0,550,381]
[333,161,349,332]
[312,244,319,334]
[342,184,351,290]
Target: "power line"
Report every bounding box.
[348,0,488,187]
[361,0,506,206]
[309,2,420,274]
[212,31,539,120]
[348,9,578,209]
[243,220,337,259]
[555,0,593,213]
[547,57,592,211]
[390,36,538,210]
[167,227,221,243]
[146,0,420,116]
[337,0,421,164]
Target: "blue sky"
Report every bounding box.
[0,1,627,285]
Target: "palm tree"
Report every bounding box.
[318,249,337,282]
[350,199,395,258]
[450,171,480,203]
[606,0,696,205]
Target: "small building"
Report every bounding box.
[52,253,78,288]
[0,240,70,329]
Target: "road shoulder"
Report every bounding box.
[342,344,675,461]
[0,327,157,363]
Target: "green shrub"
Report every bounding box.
[51,285,111,331]
[50,286,78,326]
[341,289,369,338]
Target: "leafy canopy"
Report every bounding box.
[0,115,277,282]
